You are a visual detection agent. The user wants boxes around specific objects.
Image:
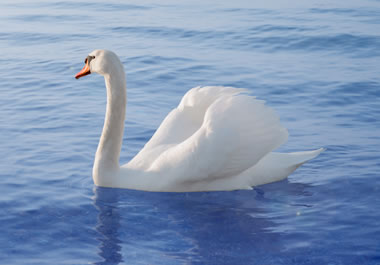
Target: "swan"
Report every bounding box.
[75,49,324,192]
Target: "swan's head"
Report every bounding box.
[75,49,124,79]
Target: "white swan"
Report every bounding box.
[75,49,324,192]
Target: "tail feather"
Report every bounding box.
[244,148,325,187]
[177,148,325,191]
[282,148,326,168]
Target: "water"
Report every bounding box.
[1,0,380,264]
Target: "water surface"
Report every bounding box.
[0,0,380,264]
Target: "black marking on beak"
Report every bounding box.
[85,55,95,64]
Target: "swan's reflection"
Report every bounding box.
[93,187,123,265]
[92,180,312,264]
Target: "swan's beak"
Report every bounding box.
[75,62,91,79]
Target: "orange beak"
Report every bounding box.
[75,61,91,79]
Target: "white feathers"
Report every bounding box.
[127,86,288,180]
[123,86,318,191]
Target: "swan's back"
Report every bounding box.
[126,86,288,189]
[126,86,245,169]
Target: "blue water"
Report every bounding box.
[1,0,380,264]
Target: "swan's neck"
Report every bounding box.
[93,69,126,181]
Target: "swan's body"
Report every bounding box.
[76,49,324,192]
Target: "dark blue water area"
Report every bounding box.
[1,0,380,264]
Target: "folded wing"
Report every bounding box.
[129,86,288,185]
[126,86,246,170]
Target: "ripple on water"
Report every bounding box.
[0,0,380,264]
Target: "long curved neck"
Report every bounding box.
[93,68,126,180]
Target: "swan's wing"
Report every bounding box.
[147,91,288,183]
[146,86,248,148]
[126,86,246,169]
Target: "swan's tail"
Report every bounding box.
[243,148,326,187]
[193,148,325,191]
[281,148,326,169]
